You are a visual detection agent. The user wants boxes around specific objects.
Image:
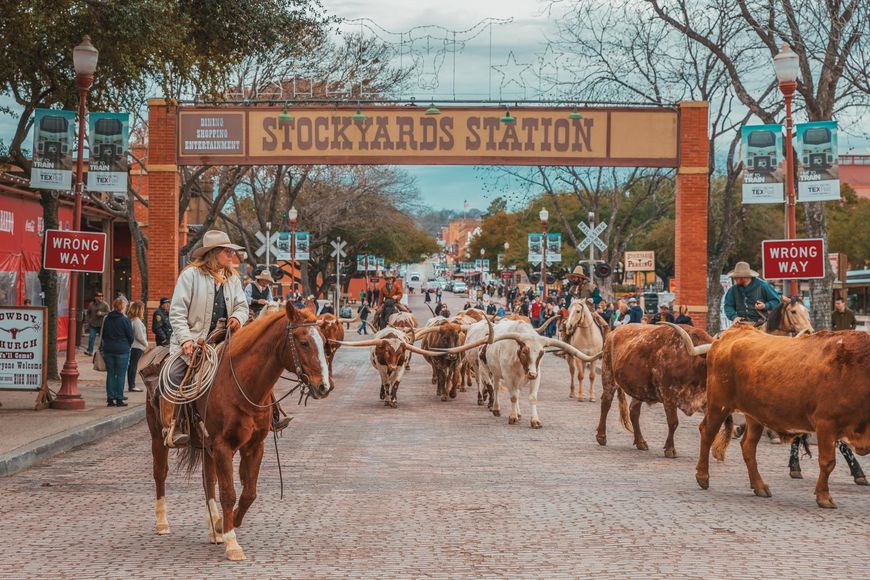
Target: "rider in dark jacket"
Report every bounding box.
[723,262,780,323]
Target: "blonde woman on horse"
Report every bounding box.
[162,230,249,446]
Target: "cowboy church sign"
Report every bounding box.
[147,100,709,326]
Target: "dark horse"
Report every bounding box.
[762,297,866,485]
[146,302,333,561]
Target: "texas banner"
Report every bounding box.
[30,109,76,191]
[796,120,840,202]
[740,124,784,204]
[87,112,129,193]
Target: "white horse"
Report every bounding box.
[561,299,607,401]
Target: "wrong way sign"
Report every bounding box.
[43,230,107,273]
[761,238,825,280]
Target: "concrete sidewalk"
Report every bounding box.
[0,350,147,476]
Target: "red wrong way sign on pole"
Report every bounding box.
[761,238,825,280]
[43,230,107,273]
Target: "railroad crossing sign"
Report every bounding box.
[254,231,279,258]
[577,220,608,252]
[330,238,347,259]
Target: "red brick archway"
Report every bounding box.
[143,100,708,328]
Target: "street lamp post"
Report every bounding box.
[503,241,510,307]
[289,206,298,298]
[53,36,98,411]
[774,43,800,297]
[480,247,485,288]
[540,207,549,300]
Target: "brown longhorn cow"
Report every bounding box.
[682,324,870,509]
[420,319,467,401]
[596,323,713,458]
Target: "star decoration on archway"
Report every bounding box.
[492,51,532,98]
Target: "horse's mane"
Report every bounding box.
[764,301,785,333]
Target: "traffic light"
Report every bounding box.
[269,265,285,281]
[594,262,612,278]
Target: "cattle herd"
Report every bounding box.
[297,300,869,510]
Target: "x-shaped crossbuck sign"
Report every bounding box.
[254,231,280,258]
[577,221,608,252]
[330,238,347,259]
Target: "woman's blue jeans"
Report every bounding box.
[104,352,130,402]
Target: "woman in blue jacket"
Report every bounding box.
[101,296,134,407]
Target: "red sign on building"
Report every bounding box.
[501,270,514,280]
[761,238,826,280]
[43,230,107,273]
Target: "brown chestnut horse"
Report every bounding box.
[146,301,333,561]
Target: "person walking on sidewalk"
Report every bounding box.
[85,291,109,355]
[831,297,857,330]
[357,301,370,334]
[126,300,147,393]
[102,296,134,407]
[151,297,172,346]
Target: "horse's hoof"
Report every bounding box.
[589,397,596,403]
[208,532,224,545]
[491,409,500,417]
[753,485,772,498]
[155,524,170,535]
[854,476,868,486]
[508,416,518,425]
[816,496,837,509]
[530,419,543,429]
[226,548,246,561]
[664,448,677,459]
[636,441,649,451]
[696,475,709,490]
[789,469,803,479]
[596,435,607,446]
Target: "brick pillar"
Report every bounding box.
[675,102,709,330]
[146,99,180,310]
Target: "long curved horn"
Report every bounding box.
[535,315,560,334]
[425,302,436,316]
[338,314,360,324]
[794,328,812,338]
[330,338,385,348]
[412,326,441,341]
[404,341,449,357]
[438,319,495,354]
[658,322,712,356]
[542,338,600,362]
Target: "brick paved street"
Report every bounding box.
[2,293,868,579]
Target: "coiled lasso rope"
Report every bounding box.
[158,342,221,404]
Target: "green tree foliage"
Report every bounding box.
[827,184,870,269]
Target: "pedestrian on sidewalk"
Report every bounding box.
[832,297,857,331]
[84,291,109,356]
[357,302,370,334]
[101,296,134,407]
[151,297,172,346]
[126,300,147,393]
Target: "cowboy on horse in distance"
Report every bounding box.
[160,230,291,447]
[373,272,405,329]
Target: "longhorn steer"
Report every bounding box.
[388,311,419,370]
[317,313,345,376]
[685,324,870,509]
[421,319,468,401]
[466,319,600,429]
[596,323,712,458]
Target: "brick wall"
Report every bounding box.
[675,102,709,330]
[146,99,180,312]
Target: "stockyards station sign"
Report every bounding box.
[0,307,47,392]
[177,106,678,167]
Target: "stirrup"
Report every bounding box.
[163,422,189,448]
[272,416,294,432]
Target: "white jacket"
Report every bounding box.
[169,267,249,355]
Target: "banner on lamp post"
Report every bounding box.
[740,124,785,204]
[796,120,840,202]
[546,233,562,263]
[87,112,129,193]
[528,233,543,263]
[30,109,76,191]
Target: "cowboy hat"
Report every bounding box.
[726,261,758,278]
[567,265,589,280]
[192,230,243,258]
[255,270,274,282]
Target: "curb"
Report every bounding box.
[0,405,146,477]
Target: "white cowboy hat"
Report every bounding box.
[192,230,243,258]
[567,265,588,279]
[726,261,759,278]
[255,270,274,282]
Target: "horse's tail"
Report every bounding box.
[617,388,633,433]
[175,445,203,479]
[711,414,734,462]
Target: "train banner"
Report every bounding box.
[796,121,840,202]
[275,232,309,261]
[546,233,562,263]
[87,112,129,193]
[528,233,543,263]
[740,124,784,204]
[30,109,76,191]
